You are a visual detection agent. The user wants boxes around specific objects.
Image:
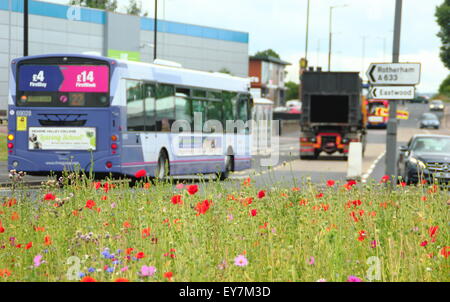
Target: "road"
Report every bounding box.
[0,102,448,189]
[233,102,450,187]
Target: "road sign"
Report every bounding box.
[366,63,421,85]
[369,86,415,100]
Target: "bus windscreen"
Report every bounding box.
[17,64,109,107]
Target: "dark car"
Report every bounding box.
[429,100,444,111]
[398,134,450,184]
[410,95,428,104]
[419,113,440,129]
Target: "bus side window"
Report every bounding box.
[143,82,156,131]
[126,80,145,131]
[155,84,175,132]
[237,94,250,134]
[191,99,206,132]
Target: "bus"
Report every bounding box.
[366,99,389,129]
[8,54,253,179]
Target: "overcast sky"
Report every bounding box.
[50,0,449,93]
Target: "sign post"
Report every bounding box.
[366,0,422,184]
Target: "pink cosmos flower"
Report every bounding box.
[140,265,156,277]
[234,255,248,267]
[308,256,315,265]
[175,183,185,189]
[316,278,326,282]
[347,275,362,282]
[33,255,43,267]
[227,214,234,221]
[120,266,129,272]
[371,240,377,248]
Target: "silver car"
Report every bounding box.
[419,113,440,129]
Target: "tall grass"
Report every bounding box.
[0,173,448,282]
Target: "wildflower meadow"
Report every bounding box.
[0,171,448,282]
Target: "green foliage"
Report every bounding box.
[126,0,143,16]
[438,74,450,96]
[254,49,281,60]
[217,68,232,75]
[0,133,6,161]
[0,173,448,281]
[436,0,450,69]
[285,81,299,100]
[69,0,117,12]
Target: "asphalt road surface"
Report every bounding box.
[0,102,448,189]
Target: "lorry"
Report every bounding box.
[299,70,367,159]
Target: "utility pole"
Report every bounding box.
[305,0,310,63]
[153,0,158,61]
[24,0,29,56]
[385,0,402,180]
[328,6,333,71]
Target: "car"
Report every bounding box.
[397,134,450,184]
[410,95,428,104]
[429,100,444,111]
[419,113,440,129]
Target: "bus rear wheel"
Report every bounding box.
[218,155,233,180]
[156,150,170,179]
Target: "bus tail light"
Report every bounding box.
[111,135,117,141]
[7,143,14,149]
[7,134,14,141]
[111,143,118,150]
[105,161,112,169]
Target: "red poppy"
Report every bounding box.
[80,276,97,282]
[250,209,257,217]
[243,178,251,186]
[244,197,253,206]
[134,169,147,178]
[163,271,173,281]
[136,252,145,259]
[316,193,324,198]
[141,228,151,238]
[0,269,11,277]
[440,246,449,258]
[421,196,427,201]
[115,278,129,282]
[101,195,107,201]
[3,198,17,207]
[428,226,438,238]
[171,195,183,205]
[357,230,367,241]
[144,182,151,189]
[257,190,266,199]
[44,193,56,201]
[11,212,19,221]
[0,221,4,233]
[126,248,134,255]
[420,241,428,247]
[195,199,211,215]
[93,182,102,190]
[187,185,199,195]
[85,200,96,209]
[321,204,330,211]
[123,221,131,228]
[400,182,406,187]
[380,175,390,183]
[44,235,52,246]
[291,187,300,191]
[25,242,33,250]
[326,180,335,187]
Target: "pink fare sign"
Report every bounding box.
[59,65,109,93]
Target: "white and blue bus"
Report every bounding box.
[7,54,252,179]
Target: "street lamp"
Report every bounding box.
[327,4,348,71]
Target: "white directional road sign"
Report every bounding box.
[369,86,415,100]
[366,63,421,85]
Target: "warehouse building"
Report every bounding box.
[0,0,249,111]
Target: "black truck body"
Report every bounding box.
[299,71,366,159]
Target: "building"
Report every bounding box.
[0,0,249,110]
[248,55,290,106]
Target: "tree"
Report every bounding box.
[436,0,450,69]
[439,74,450,95]
[69,0,117,12]
[285,81,299,100]
[127,0,143,16]
[217,68,232,75]
[253,49,281,59]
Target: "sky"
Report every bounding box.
[50,0,449,93]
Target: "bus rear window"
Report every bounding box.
[16,64,109,107]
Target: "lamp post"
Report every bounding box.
[153,0,158,61]
[327,4,348,71]
[304,0,310,63]
[24,0,28,56]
